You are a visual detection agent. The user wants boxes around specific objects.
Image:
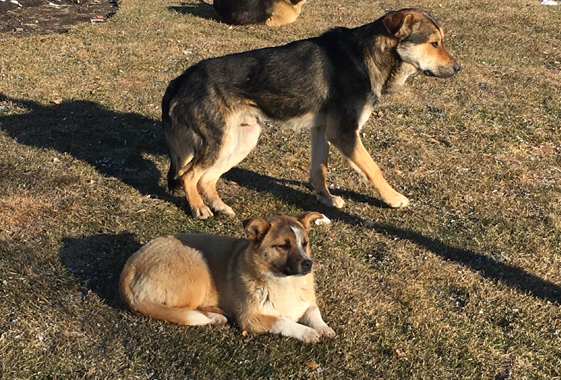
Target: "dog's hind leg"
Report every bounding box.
[179,164,214,219]
[197,174,235,217]
[197,306,228,325]
[138,301,226,326]
[192,112,261,217]
[309,125,345,208]
[327,126,410,208]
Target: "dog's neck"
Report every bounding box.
[383,62,419,94]
[358,24,419,97]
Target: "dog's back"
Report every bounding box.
[213,0,305,26]
[213,0,269,25]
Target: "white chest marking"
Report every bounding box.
[257,274,311,321]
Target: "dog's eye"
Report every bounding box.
[302,241,308,249]
[431,41,439,48]
[275,243,291,250]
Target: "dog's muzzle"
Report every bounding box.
[280,257,313,276]
[424,62,461,78]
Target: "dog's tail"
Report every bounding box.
[167,161,181,192]
[162,75,187,192]
[134,299,224,326]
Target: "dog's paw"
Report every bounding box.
[316,325,335,338]
[317,194,345,209]
[191,205,214,219]
[298,328,321,344]
[213,204,235,217]
[208,313,228,325]
[383,192,409,208]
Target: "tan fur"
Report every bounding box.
[266,0,306,27]
[119,212,335,343]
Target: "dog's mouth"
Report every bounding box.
[423,66,461,78]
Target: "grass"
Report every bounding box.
[1,0,560,378]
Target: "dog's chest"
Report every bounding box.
[256,275,311,321]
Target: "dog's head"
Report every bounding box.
[243,212,326,277]
[383,8,461,78]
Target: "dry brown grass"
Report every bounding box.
[1,0,560,379]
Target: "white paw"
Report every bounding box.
[213,204,235,217]
[208,313,228,325]
[299,328,321,344]
[316,325,335,338]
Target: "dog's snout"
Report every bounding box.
[453,62,462,73]
[280,255,313,276]
[300,259,312,274]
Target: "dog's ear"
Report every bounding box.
[243,218,272,241]
[383,10,415,40]
[297,212,329,232]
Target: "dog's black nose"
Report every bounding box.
[300,259,313,273]
[453,63,462,72]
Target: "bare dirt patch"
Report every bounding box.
[0,0,116,38]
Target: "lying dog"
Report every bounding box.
[213,0,306,26]
[119,212,335,343]
[162,8,461,219]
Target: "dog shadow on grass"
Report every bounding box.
[5,93,556,306]
[225,168,561,305]
[168,1,218,22]
[58,232,142,308]
[0,93,192,211]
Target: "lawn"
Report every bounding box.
[0,0,560,379]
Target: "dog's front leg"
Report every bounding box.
[298,304,335,338]
[241,314,321,343]
[327,125,410,208]
[309,125,345,208]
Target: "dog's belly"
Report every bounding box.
[257,276,312,321]
[278,112,323,132]
[209,113,262,176]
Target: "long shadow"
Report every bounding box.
[168,1,218,22]
[224,167,389,211]
[3,92,557,305]
[0,93,186,204]
[225,168,561,304]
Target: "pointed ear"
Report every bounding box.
[297,212,329,232]
[383,10,414,40]
[243,218,271,241]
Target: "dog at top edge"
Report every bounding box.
[213,0,306,27]
[162,8,461,219]
[119,212,335,343]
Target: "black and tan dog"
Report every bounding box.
[119,212,335,343]
[162,8,461,219]
[213,0,306,26]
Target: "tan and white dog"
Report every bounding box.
[119,212,335,343]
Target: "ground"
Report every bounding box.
[0,0,116,37]
[1,0,560,379]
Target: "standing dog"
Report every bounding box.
[119,212,335,343]
[162,8,461,219]
[213,0,306,26]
